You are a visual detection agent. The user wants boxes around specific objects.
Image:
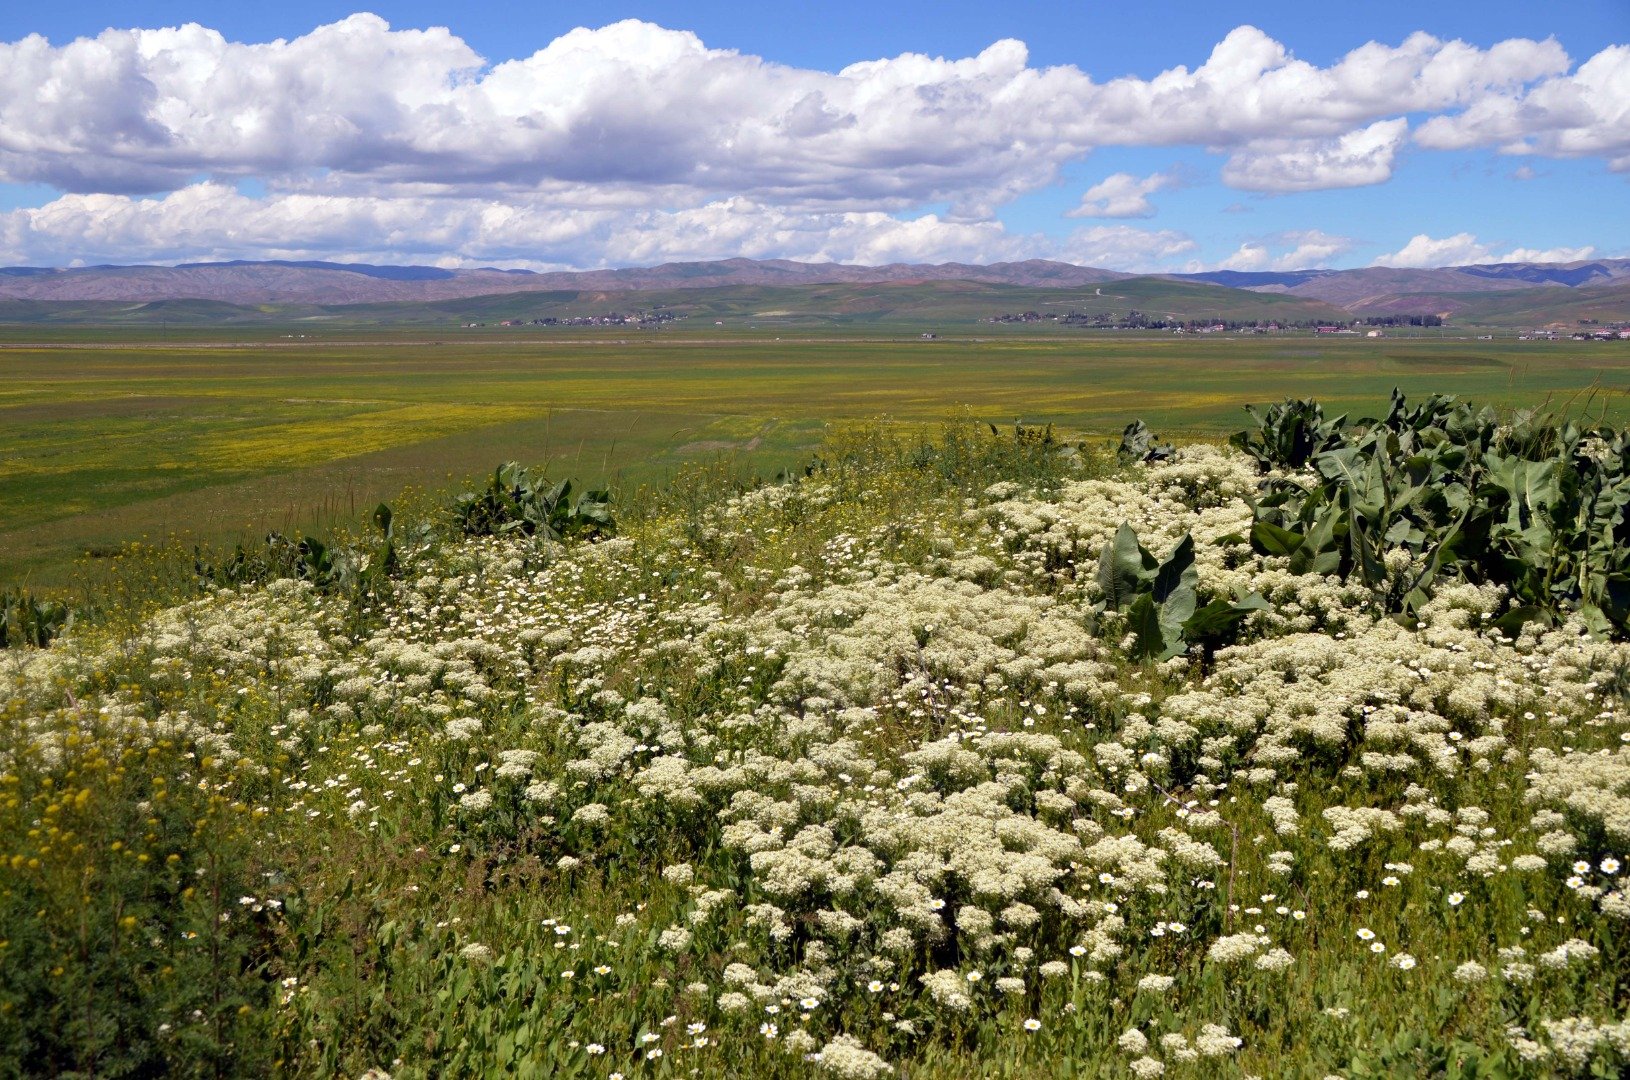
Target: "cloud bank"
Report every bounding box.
[1,183,1209,271]
[1371,233,1597,268]
[0,16,1614,268]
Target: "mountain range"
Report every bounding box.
[0,257,1131,305]
[1181,260,1630,315]
[0,256,1626,324]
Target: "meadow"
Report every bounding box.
[3,401,1630,1078]
[4,327,1629,589]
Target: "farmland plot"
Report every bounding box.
[2,410,1628,1077]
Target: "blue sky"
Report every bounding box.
[9,1,1624,77]
[0,1,1625,270]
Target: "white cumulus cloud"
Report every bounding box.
[0,183,1212,271]
[1371,233,1598,268]
[1209,229,1355,271]
[1221,119,1410,193]
[1415,44,1630,170]
[1500,245,1598,264]
[0,17,1612,266]
[1055,225,1197,268]
[0,17,1591,204]
[1067,172,1179,218]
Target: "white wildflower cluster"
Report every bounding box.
[816,1034,893,1079]
[10,436,1630,1074]
[1206,933,1263,964]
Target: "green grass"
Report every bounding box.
[4,329,1630,589]
[4,421,1627,1077]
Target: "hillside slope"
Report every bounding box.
[1443,281,1630,328]
[1178,259,1630,308]
[0,258,1133,304]
[0,277,1348,328]
[5,255,1626,311]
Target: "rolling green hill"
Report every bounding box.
[0,298,300,325]
[0,277,1348,330]
[8,276,1625,332]
[1440,281,1630,329]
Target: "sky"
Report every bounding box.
[0,1,1626,273]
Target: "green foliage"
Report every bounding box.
[1228,397,1349,470]
[1235,389,1630,637]
[1095,522,1268,660]
[0,729,275,1077]
[801,419,1101,503]
[1117,419,1174,465]
[0,589,72,649]
[451,463,616,541]
[977,421,1100,483]
[193,501,428,601]
[195,532,340,590]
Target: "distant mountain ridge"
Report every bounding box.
[1180,260,1630,292]
[174,259,461,282]
[1174,269,1330,290]
[1178,259,1630,314]
[0,256,1624,316]
[0,257,1131,305]
[0,276,1354,330]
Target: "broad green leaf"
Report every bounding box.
[1600,575,1630,627]
[1151,534,1197,608]
[1097,522,1145,610]
[1349,514,1386,586]
[1384,517,1423,546]
[1250,518,1305,557]
[1314,445,1367,489]
[1154,536,1199,647]
[1578,602,1613,640]
[1124,592,1166,660]
[1182,593,1270,640]
[1491,606,1547,636]
[1289,503,1342,575]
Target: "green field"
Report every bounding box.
[4,328,1630,587]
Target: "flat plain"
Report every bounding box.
[4,325,1629,587]
[9,321,1630,1078]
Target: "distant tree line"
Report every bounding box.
[1360,314,1445,327]
[985,310,1331,331]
